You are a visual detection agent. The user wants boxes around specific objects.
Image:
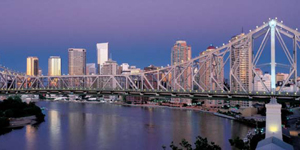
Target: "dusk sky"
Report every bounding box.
[0,0,300,75]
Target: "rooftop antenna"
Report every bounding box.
[242,27,244,33]
[110,53,112,60]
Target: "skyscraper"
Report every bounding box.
[101,59,118,75]
[199,45,224,108]
[68,48,86,75]
[170,41,192,105]
[97,43,109,74]
[26,57,39,76]
[230,33,253,108]
[230,33,253,91]
[101,59,118,89]
[48,56,61,76]
[86,63,96,75]
[171,40,192,89]
[199,45,224,90]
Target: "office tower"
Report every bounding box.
[101,59,117,75]
[26,57,39,76]
[48,56,61,76]
[199,45,224,90]
[86,63,96,75]
[101,59,118,89]
[230,33,253,91]
[68,48,86,75]
[170,41,192,105]
[171,40,192,89]
[97,43,109,74]
[198,45,224,108]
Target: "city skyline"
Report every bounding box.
[0,1,299,150]
[0,0,300,75]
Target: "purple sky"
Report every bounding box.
[0,0,300,75]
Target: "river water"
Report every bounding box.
[0,101,251,150]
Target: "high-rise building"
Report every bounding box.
[48,56,61,76]
[171,40,192,89]
[170,41,192,105]
[198,45,224,108]
[86,63,96,75]
[68,48,86,75]
[101,59,118,75]
[26,57,39,76]
[101,59,118,89]
[199,45,224,90]
[97,43,109,74]
[230,33,253,91]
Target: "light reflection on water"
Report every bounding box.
[0,101,251,150]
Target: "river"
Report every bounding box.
[0,101,251,150]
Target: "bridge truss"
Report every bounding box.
[1,19,300,98]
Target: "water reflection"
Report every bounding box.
[0,101,252,150]
[49,110,61,150]
[25,125,37,150]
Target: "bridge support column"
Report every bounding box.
[265,97,282,140]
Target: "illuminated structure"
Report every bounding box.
[48,56,61,76]
[199,45,224,90]
[97,43,109,74]
[26,57,39,76]
[230,33,253,91]
[0,20,299,147]
[171,40,192,89]
[68,48,86,75]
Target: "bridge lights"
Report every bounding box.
[269,20,277,27]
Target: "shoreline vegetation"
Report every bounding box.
[0,96,45,135]
[163,136,221,150]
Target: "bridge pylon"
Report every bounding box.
[265,97,282,140]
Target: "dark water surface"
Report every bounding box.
[0,101,251,150]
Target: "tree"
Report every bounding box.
[229,136,249,150]
[164,136,221,150]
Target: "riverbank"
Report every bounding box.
[7,116,37,128]
[0,96,45,135]
[116,103,216,114]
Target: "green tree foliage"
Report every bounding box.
[163,136,221,150]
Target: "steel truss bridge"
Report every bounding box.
[1,19,300,100]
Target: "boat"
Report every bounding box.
[54,97,68,101]
[87,97,98,101]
